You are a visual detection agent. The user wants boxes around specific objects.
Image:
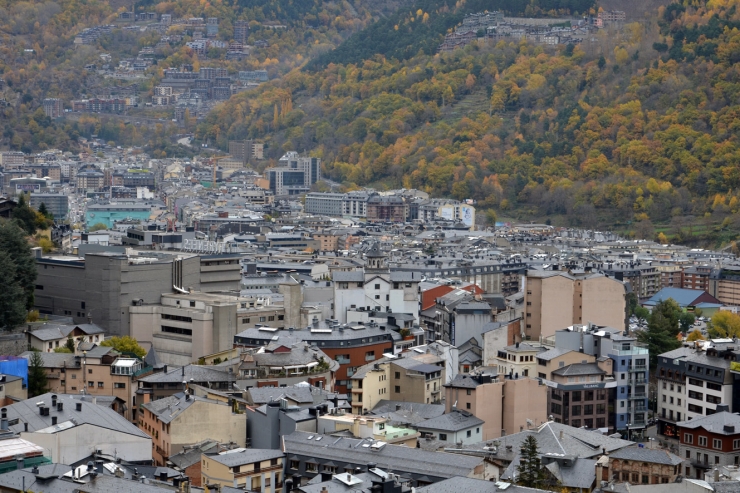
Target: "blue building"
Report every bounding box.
[554,324,649,435]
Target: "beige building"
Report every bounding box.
[534,348,597,380]
[0,375,26,403]
[445,369,547,440]
[21,347,146,421]
[350,354,445,414]
[130,285,301,365]
[25,323,105,353]
[201,449,283,492]
[139,393,246,466]
[494,342,541,378]
[524,271,626,341]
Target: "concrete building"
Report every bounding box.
[136,364,235,402]
[0,151,26,169]
[305,193,344,216]
[366,195,406,223]
[3,392,151,464]
[29,193,68,219]
[494,342,541,378]
[524,271,626,341]
[84,203,152,228]
[139,393,247,466]
[677,406,740,478]
[554,325,649,433]
[683,343,736,420]
[444,368,548,440]
[201,448,283,492]
[42,98,64,118]
[317,413,419,447]
[533,347,598,380]
[130,290,299,366]
[228,139,263,164]
[246,399,320,450]
[267,152,320,196]
[34,252,240,337]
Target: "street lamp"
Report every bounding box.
[626,421,631,441]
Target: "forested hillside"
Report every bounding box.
[0,0,398,155]
[198,0,740,243]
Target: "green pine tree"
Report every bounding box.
[28,350,49,398]
[0,220,38,310]
[65,336,76,352]
[0,251,27,329]
[516,435,548,489]
[11,195,38,235]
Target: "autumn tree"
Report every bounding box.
[708,311,740,339]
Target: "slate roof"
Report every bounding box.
[137,364,234,384]
[284,431,483,479]
[142,393,230,424]
[20,351,76,368]
[207,448,283,467]
[644,287,716,307]
[459,421,632,462]
[416,410,483,432]
[168,440,219,469]
[536,348,575,361]
[677,411,740,434]
[28,323,105,342]
[544,457,596,489]
[247,385,316,405]
[417,477,552,493]
[370,401,445,420]
[551,363,605,377]
[608,446,683,465]
[333,271,365,282]
[3,392,147,438]
[144,346,165,369]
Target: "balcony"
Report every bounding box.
[628,365,647,372]
[630,392,647,399]
[614,343,649,356]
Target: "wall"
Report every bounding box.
[352,365,390,414]
[22,423,151,464]
[537,275,575,340]
[502,378,548,436]
[580,276,626,330]
[171,400,246,457]
[445,380,504,440]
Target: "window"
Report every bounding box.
[688,378,703,387]
[684,433,693,444]
[114,383,126,389]
[268,316,275,321]
[466,403,471,410]
[439,433,447,441]
[394,386,400,393]
[689,390,703,400]
[712,439,722,450]
[98,382,104,388]
[259,316,266,322]
[306,463,317,473]
[467,430,472,438]
[572,419,581,427]
[572,405,581,416]
[706,394,721,404]
[572,391,581,402]
[707,382,722,391]
[733,439,740,450]
[375,284,380,289]
[88,369,93,374]
[688,404,703,414]
[466,389,471,395]
[584,404,594,415]
[699,436,707,447]
[395,372,400,379]
[290,460,299,470]
[161,326,192,336]
[242,318,250,324]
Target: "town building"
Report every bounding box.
[524,270,626,341]
[25,322,105,352]
[416,409,484,446]
[42,98,64,118]
[366,195,406,223]
[604,446,683,485]
[656,346,693,439]
[201,448,283,492]
[305,192,345,216]
[444,368,547,440]
[553,325,649,433]
[29,193,68,219]
[136,364,235,402]
[544,362,616,432]
[677,406,740,478]
[139,392,247,466]
[33,252,240,337]
[266,152,320,196]
[283,430,490,487]
[317,412,419,447]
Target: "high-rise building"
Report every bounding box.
[234,20,249,44]
[228,139,263,164]
[266,151,320,196]
[42,98,64,118]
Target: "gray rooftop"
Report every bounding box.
[284,431,483,479]
[608,446,683,465]
[677,411,740,434]
[416,410,484,432]
[207,448,284,467]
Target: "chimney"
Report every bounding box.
[51,395,57,407]
[559,429,564,440]
[163,365,168,373]
[714,467,720,482]
[57,402,63,412]
[160,471,168,481]
[52,416,57,426]
[181,366,185,377]
[24,422,28,432]
[76,402,82,412]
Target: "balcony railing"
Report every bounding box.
[614,343,649,356]
[628,365,647,372]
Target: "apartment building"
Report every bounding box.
[678,407,740,479]
[349,353,445,414]
[524,271,626,341]
[656,347,692,439]
[605,447,683,485]
[554,325,649,433]
[139,392,247,466]
[684,344,736,420]
[601,264,661,300]
[710,266,740,305]
[683,266,712,291]
[494,342,542,378]
[42,98,64,118]
[546,363,616,432]
[201,449,283,492]
[534,348,598,380]
[304,193,344,216]
[0,151,26,169]
[21,347,148,421]
[366,195,406,223]
[444,368,547,440]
